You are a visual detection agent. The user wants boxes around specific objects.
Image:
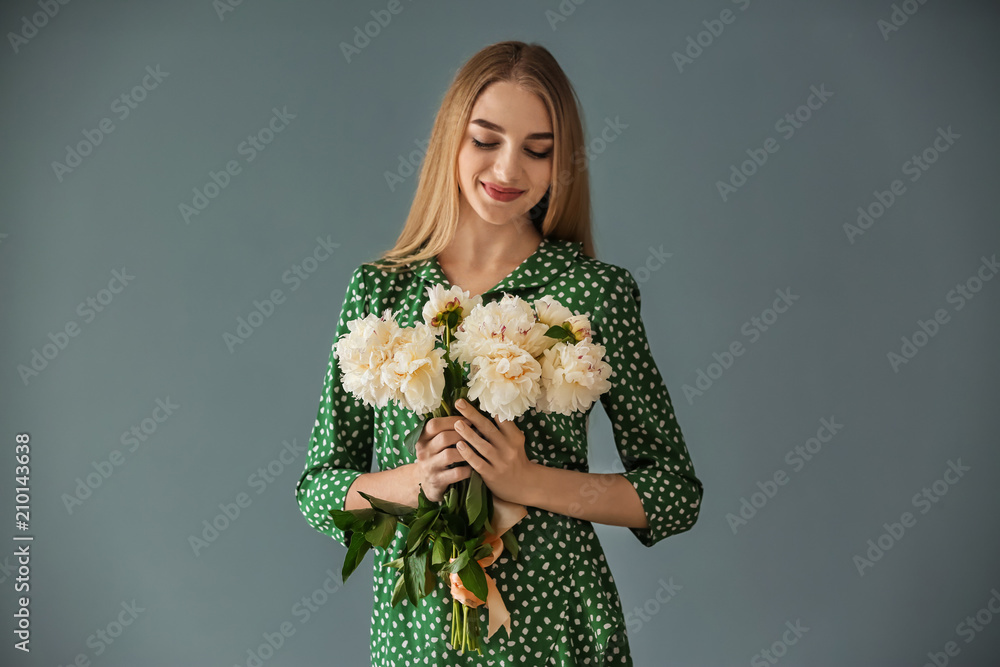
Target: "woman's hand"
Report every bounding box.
[413,416,472,503]
[453,399,535,505]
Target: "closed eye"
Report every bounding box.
[472,137,551,160]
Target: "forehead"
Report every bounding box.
[470,81,552,133]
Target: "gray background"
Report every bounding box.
[2,0,999,665]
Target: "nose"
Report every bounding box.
[492,145,522,182]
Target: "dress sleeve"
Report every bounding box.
[295,264,376,548]
[597,267,704,547]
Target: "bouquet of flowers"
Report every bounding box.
[328,284,613,655]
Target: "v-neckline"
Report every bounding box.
[430,236,548,298]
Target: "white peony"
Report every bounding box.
[533,295,592,342]
[522,320,558,358]
[335,309,446,415]
[383,322,447,415]
[422,284,483,332]
[533,295,575,328]
[334,309,402,408]
[466,341,542,422]
[535,339,613,416]
[562,314,593,342]
[452,294,538,366]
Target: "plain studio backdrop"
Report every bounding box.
[2,1,999,665]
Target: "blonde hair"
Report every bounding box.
[371,40,596,272]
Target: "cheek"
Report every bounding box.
[458,154,488,186]
[527,161,552,188]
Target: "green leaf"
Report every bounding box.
[431,536,450,566]
[403,421,424,455]
[383,556,405,570]
[445,486,458,513]
[417,485,432,512]
[423,560,438,596]
[365,512,398,549]
[544,324,572,340]
[342,530,371,583]
[501,530,519,560]
[440,548,469,574]
[465,471,484,525]
[390,571,407,607]
[458,559,488,604]
[405,508,440,555]
[358,491,415,517]
[473,543,493,561]
[404,550,429,605]
[329,507,375,532]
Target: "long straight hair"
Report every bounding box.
[372,41,596,272]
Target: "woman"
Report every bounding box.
[296,40,704,665]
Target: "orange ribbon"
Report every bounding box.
[447,497,528,640]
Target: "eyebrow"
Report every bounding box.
[470,118,553,141]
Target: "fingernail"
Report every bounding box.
[457,399,467,408]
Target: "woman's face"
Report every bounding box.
[456,80,554,227]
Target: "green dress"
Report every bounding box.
[296,236,704,666]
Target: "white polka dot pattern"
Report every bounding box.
[295,237,704,665]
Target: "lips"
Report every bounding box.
[482,181,525,202]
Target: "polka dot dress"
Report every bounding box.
[296,237,703,665]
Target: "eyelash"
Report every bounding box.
[472,137,551,160]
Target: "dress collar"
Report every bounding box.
[414,236,583,295]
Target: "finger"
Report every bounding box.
[447,463,472,484]
[423,434,464,460]
[456,440,488,470]
[439,446,469,468]
[455,400,501,442]
[454,419,494,457]
[422,416,463,440]
[494,415,519,436]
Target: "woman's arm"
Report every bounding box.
[342,463,421,511]
[519,464,649,529]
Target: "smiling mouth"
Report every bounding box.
[482,181,525,201]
